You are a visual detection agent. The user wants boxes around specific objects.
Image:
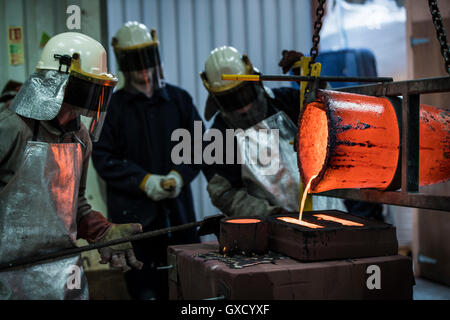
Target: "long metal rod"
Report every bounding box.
[222,74,393,83]
[318,189,450,212]
[0,220,200,272]
[335,76,450,96]
[260,75,394,83]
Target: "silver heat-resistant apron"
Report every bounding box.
[0,141,88,299]
[236,111,347,213]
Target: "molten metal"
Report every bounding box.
[313,214,364,227]
[277,217,324,229]
[226,219,261,224]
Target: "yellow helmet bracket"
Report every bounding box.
[69,53,118,87]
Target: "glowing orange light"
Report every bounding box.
[298,91,400,192]
[313,214,364,226]
[226,219,261,224]
[299,174,317,221]
[277,217,324,229]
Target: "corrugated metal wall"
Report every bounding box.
[0,0,104,88]
[106,0,312,226]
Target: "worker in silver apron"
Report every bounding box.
[0,33,143,299]
[201,46,346,216]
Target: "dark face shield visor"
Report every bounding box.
[115,44,164,73]
[212,82,261,113]
[115,44,165,92]
[63,72,116,141]
[225,91,269,129]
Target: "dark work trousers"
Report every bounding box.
[124,227,199,300]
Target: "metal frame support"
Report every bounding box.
[317,76,450,212]
[402,94,420,193]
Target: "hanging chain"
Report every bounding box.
[309,0,327,67]
[428,0,450,74]
[302,0,327,111]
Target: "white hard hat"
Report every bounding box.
[36,32,109,76]
[113,21,156,49]
[202,46,253,93]
[28,32,117,141]
[201,46,263,120]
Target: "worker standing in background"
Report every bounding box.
[0,32,143,300]
[201,46,346,217]
[92,22,202,300]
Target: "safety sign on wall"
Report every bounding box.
[8,26,25,65]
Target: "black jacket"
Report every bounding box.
[92,84,203,234]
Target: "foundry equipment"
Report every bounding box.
[165,0,449,300]
[222,0,450,212]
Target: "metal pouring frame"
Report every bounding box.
[318,76,450,212]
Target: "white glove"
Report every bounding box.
[164,170,183,199]
[144,174,172,201]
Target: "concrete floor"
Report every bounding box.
[413,278,450,300]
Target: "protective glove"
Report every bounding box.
[278,50,304,75]
[163,170,183,199]
[207,174,281,217]
[77,211,143,272]
[144,174,172,201]
[97,223,144,272]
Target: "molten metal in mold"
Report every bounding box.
[225,218,261,224]
[277,216,323,229]
[269,211,398,261]
[313,214,364,226]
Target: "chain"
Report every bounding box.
[309,0,326,67]
[302,0,327,112]
[428,0,450,74]
[296,0,327,153]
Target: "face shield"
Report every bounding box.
[213,83,269,129]
[114,41,165,91]
[62,53,118,141]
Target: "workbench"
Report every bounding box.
[168,242,414,300]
